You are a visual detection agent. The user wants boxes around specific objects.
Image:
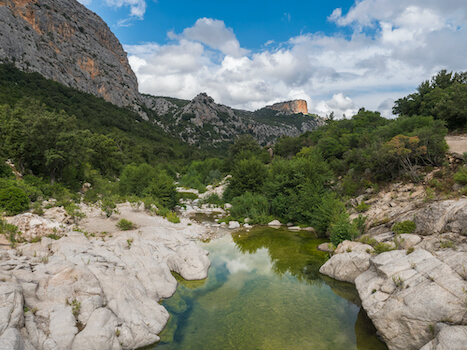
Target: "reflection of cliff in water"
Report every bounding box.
[232,227,328,284]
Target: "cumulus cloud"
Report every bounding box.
[168,18,249,58]
[126,1,467,118]
[104,0,147,19]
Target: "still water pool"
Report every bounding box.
[142,227,387,350]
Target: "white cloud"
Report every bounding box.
[104,0,147,19]
[126,2,467,118]
[169,18,249,58]
[77,0,92,5]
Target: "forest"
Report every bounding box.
[1,66,466,246]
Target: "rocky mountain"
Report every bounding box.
[265,99,308,115]
[142,93,325,147]
[0,0,324,147]
[0,0,139,107]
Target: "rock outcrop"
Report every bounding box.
[144,93,324,146]
[356,249,467,350]
[0,0,139,107]
[266,100,308,115]
[0,204,211,350]
[321,195,467,350]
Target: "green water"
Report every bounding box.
[144,227,387,350]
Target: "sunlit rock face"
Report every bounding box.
[0,0,140,107]
[266,100,308,115]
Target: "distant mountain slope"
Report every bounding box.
[0,0,324,147]
[142,93,325,147]
[0,0,139,107]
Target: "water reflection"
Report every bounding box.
[141,227,387,350]
[232,227,328,284]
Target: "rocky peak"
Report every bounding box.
[178,93,236,127]
[0,0,140,107]
[266,100,308,115]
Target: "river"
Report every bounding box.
[141,226,387,350]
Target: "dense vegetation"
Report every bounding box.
[393,70,467,131]
[0,67,464,247]
[0,64,206,219]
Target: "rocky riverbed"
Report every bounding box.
[0,203,211,350]
[320,196,467,350]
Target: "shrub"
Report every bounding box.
[454,167,467,185]
[178,192,198,201]
[353,215,367,235]
[312,193,346,237]
[328,212,358,246]
[143,170,177,209]
[224,157,267,202]
[100,196,118,217]
[0,184,29,215]
[0,219,20,248]
[203,193,224,206]
[392,220,416,234]
[117,219,136,231]
[166,211,180,224]
[355,201,370,212]
[230,192,271,224]
[374,242,395,254]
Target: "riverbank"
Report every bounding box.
[0,203,211,349]
[320,189,467,350]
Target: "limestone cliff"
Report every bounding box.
[266,100,308,115]
[0,0,139,107]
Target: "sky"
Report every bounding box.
[78,0,467,118]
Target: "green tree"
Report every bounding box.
[224,157,267,202]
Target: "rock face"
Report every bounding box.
[0,206,211,350]
[143,93,324,146]
[356,249,467,350]
[319,241,374,283]
[0,0,139,107]
[266,100,308,115]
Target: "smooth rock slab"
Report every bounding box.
[319,252,372,283]
[356,249,467,350]
[0,328,25,350]
[420,324,467,350]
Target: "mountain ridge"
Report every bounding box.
[0,0,324,147]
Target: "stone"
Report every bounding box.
[0,281,24,335]
[0,202,211,349]
[355,249,467,350]
[71,308,120,350]
[268,220,282,227]
[397,198,467,236]
[288,226,301,231]
[397,234,422,249]
[228,221,240,229]
[420,324,467,350]
[317,243,333,253]
[319,242,374,284]
[0,328,25,350]
[334,241,374,254]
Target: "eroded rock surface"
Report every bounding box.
[0,0,139,107]
[0,205,210,350]
[319,241,374,283]
[356,249,467,350]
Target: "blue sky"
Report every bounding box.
[82,1,356,50]
[78,0,467,118]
